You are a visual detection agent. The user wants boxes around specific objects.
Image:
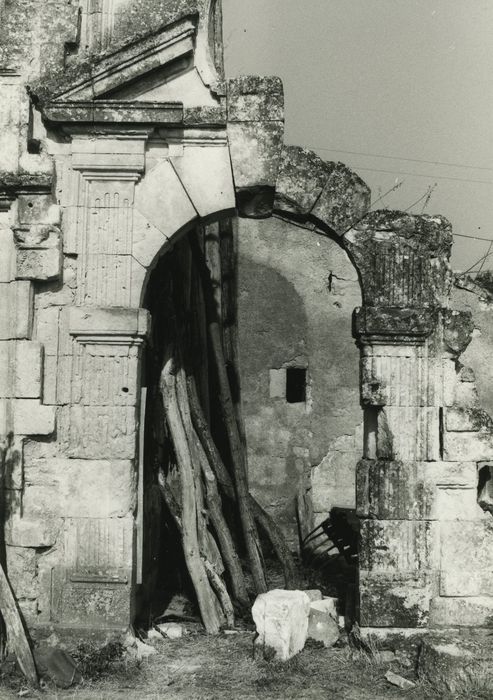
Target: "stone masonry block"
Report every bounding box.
[13,400,55,435]
[0,226,16,282]
[360,570,437,628]
[356,460,480,521]
[227,121,284,190]
[0,341,43,398]
[444,430,493,462]
[439,520,493,597]
[16,246,62,281]
[17,195,60,225]
[429,596,493,628]
[227,76,284,122]
[6,546,38,599]
[170,144,235,218]
[134,159,197,238]
[0,281,33,339]
[131,210,169,268]
[5,513,62,548]
[68,306,150,338]
[14,341,43,398]
[377,406,440,461]
[67,405,137,459]
[42,355,58,405]
[445,406,493,432]
[418,638,493,697]
[311,163,370,235]
[35,305,60,356]
[274,146,329,215]
[2,435,23,490]
[23,459,136,519]
[252,589,310,661]
[360,519,438,573]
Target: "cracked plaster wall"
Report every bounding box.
[237,216,362,544]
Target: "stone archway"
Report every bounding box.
[1,7,491,636]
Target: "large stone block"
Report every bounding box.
[429,596,493,627]
[419,638,493,697]
[439,520,493,596]
[252,589,310,661]
[16,246,62,281]
[13,399,55,435]
[68,306,150,339]
[0,281,33,339]
[227,76,284,122]
[14,223,62,281]
[71,137,146,173]
[6,546,38,599]
[360,519,438,573]
[71,342,140,407]
[360,570,437,628]
[66,405,137,459]
[2,435,23,490]
[307,599,339,647]
[360,344,429,407]
[134,159,197,238]
[445,406,493,432]
[443,430,493,462]
[0,340,43,399]
[376,406,440,461]
[274,147,329,215]
[170,144,235,218]
[37,516,134,628]
[17,195,60,226]
[356,460,479,521]
[311,163,370,235]
[23,459,136,518]
[5,513,62,548]
[227,121,283,190]
[132,210,169,268]
[0,226,16,282]
[35,306,60,356]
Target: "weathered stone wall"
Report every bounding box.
[237,216,362,543]
[1,0,492,637]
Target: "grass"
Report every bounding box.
[0,628,491,699]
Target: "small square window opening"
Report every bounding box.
[286,367,307,404]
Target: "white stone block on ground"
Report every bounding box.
[318,597,338,619]
[304,589,323,602]
[157,622,184,639]
[252,589,310,661]
[307,599,340,648]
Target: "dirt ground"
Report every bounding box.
[2,626,492,700]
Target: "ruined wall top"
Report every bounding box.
[0,0,223,83]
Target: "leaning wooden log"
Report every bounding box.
[202,558,235,629]
[249,499,298,589]
[191,238,267,595]
[0,563,38,685]
[187,379,249,608]
[175,368,223,576]
[188,378,298,589]
[160,355,221,634]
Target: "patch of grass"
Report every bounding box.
[71,641,126,680]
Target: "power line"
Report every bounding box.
[306,146,493,173]
[453,232,493,242]
[348,165,492,186]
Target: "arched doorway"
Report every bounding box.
[136,210,363,626]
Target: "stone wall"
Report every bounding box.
[237,217,362,543]
[0,0,492,637]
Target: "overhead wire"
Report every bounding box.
[305,146,493,173]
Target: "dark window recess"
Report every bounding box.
[286,367,307,404]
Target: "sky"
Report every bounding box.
[222,0,493,272]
